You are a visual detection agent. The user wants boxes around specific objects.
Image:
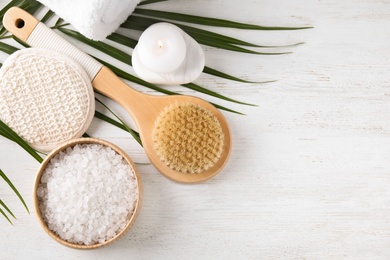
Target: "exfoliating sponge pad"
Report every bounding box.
[0,48,95,152]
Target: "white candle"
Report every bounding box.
[132,22,205,85]
[137,23,187,74]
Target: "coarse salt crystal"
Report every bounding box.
[38,143,138,246]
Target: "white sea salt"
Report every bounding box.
[37,143,138,246]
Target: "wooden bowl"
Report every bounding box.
[33,138,142,249]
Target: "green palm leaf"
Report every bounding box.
[0,41,18,54]
[202,66,274,84]
[40,9,54,23]
[182,83,256,106]
[123,15,290,55]
[107,32,138,49]
[0,120,43,163]
[54,17,65,27]
[0,206,13,224]
[21,0,42,15]
[0,199,16,219]
[0,169,30,214]
[139,0,169,6]
[134,8,312,31]
[58,28,131,66]
[95,98,142,145]
[135,10,299,48]
[94,111,140,139]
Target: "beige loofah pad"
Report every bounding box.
[0,48,95,153]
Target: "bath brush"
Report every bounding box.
[4,7,231,183]
[0,47,94,153]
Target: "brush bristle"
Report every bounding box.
[153,102,224,174]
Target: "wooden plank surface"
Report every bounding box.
[1,0,390,258]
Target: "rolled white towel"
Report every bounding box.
[38,0,140,41]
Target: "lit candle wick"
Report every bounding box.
[157,40,163,49]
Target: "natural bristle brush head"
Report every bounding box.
[153,102,224,174]
[139,95,231,183]
[0,48,94,153]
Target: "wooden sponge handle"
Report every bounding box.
[3,7,103,81]
[3,7,38,42]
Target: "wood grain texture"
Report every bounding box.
[1,0,390,259]
[2,6,39,42]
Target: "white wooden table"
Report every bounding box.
[2,0,390,258]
